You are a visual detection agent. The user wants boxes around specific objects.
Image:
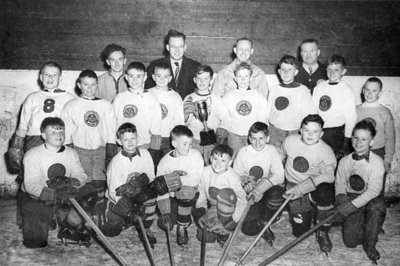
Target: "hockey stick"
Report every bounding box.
[69,198,128,266]
[136,216,156,266]
[236,194,293,265]
[200,226,206,266]
[166,221,176,266]
[217,197,254,266]
[257,212,339,266]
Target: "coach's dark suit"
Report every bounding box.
[145,56,201,99]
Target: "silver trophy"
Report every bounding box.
[195,100,216,146]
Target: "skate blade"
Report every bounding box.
[56,238,91,247]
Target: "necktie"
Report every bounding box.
[174,62,180,85]
[352,152,370,162]
[309,66,313,75]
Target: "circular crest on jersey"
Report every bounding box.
[123,104,138,118]
[236,100,252,116]
[362,117,377,128]
[160,103,168,120]
[47,163,66,179]
[349,174,365,192]
[249,166,264,180]
[84,110,100,127]
[293,156,309,173]
[274,96,289,111]
[319,95,332,112]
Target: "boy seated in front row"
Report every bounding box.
[233,122,285,246]
[313,54,357,159]
[149,62,185,154]
[281,114,337,254]
[267,55,316,149]
[156,125,204,247]
[112,62,163,165]
[356,77,395,174]
[221,62,268,158]
[61,70,117,223]
[193,144,247,247]
[183,65,229,165]
[21,117,89,248]
[332,120,386,263]
[101,123,157,245]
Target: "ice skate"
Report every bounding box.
[57,227,91,247]
[177,224,189,248]
[317,230,332,256]
[216,233,229,248]
[262,227,275,247]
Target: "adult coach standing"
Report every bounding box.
[145,30,201,99]
[295,39,327,95]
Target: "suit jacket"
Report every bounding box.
[294,61,327,95]
[145,56,201,99]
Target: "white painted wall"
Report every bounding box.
[1,70,399,196]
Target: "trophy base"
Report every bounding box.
[200,130,216,146]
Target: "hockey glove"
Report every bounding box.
[284,177,316,200]
[115,173,150,198]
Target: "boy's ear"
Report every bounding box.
[193,77,197,85]
[266,136,271,143]
[41,132,47,141]
[167,75,173,83]
[152,74,156,82]
[294,69,299,76]
[317,49,321,57]
[76,81,82,90]
[116,139,122,146]
[250,48,254,56]
[369,139,374,147]
[166,44,170,53]
[106,59,111,66]
[123,58,127,65]
[233,47,237,55]
[342,68,347,76]
[143,73,147,82]
[319,131,324,139]
[171,139,177,149]
[228,159,233,166]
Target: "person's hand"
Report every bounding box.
[283,186,301,200]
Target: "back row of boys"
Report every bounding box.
[7,29,395,263]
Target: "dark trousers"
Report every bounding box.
[322,125,345,156]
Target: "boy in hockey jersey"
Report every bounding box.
[183,65,229,164]
[21,117,89,248]
[221,62,268,158]
[332,120,386,263]
[356,77,395,173]
[97,43,128,102]
[193,144,247,247]
[150,62,185,154]
[267,55,316,150]
[156,125,204,247]
[101,123,157,246]
[234,122,285,246]
[112,62,163,165]
[282,114,337,254]
[313,54,357,159]
[7,61,75,227]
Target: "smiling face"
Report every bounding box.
[300,42,320,66]
[249,131,270,151]
[172,135,192,157]
[210,152,232,174]
[300,121,323,145]
[125,68,147,91]
[352,129,373,155]
[234,40,254,62]
[153,68,172,90]
[363,81,382,103]
[40,66,62,91]
[41,125,65,149]
[166,37,186,61]
[194,71,212,92]
[327,63,346,83]
[78,77,98,99]
[118,132,138,153]
[278,63,298,84]
[234,68,251,90]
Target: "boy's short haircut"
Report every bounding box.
[248,122,269,137]
[39,61,62,75]
[40,117,65,132]
[126,62,146,73]
[364,77,383,91]
[195,65,214,78]
[117,123,137,139]
[328,54,346,67]
[171,125,193,140]
[211,144,233,158]
[234,61,253,76]
[301,114,325,128]
[301,39,319,47]
[279,55,298,68]
[235,37,253,47]
[353,119,377,138]
[78,69,98,82]
[166,29,186,42]
[153,62,171,75]
[102,43,126,59]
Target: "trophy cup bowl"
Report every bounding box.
[195,100,216,146]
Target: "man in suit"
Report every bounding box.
[145,30,201,99]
